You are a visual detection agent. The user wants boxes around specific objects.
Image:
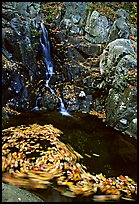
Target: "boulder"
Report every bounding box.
[61,2,89,35]
[100,38,136,75]
[76,43,102,58]
[85,11,111,43]
[107,16,130,43]
[106,87,137,138]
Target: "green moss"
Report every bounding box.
[40,2,65,24]
[30,29,41,38]
[122,87,131,100]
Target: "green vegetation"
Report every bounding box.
[30,29,41,38]
[39,2,137,28]
[40,2,65,24]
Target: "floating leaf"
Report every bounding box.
[84,153,91,158]
[61,190,76,198]
[93,153,100,157]
[93,194,120,201]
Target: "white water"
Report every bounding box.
[59,97,72,117]
[32,97,39,111]
[33,22,71,116]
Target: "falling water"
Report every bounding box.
[33,22,71,116]
[59,97,72,117]
[32,97,39,111]
[40,22,55,92]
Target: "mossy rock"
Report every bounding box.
[2,108,9,129]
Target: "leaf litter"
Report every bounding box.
[2,124,137,201]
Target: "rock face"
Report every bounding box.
[2,2,137,138]
[2,2,51,110]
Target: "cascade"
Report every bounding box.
[33,97,39,111]
[33,22,71,117]
[59,97,72,117]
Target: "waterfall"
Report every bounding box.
[59,97,72,117]
[40,22,55,92]
[33,22,71,116]
[32,97,39,111]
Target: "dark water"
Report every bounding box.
[5,111,137,202]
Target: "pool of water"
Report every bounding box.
[4,110,137,202]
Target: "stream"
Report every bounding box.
[4,110,137,202]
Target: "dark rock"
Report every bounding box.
[41,91,59,111]
[76,43,102,58]
[67,47,86,62]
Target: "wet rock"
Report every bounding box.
[2,7,19,21]
[80,94,93,113]
[39,91,59,111]
[72,14,81,24]
[119,118,128,125]
[3,20,39,82]
[2,55,32,110]
[2,48,14,61]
